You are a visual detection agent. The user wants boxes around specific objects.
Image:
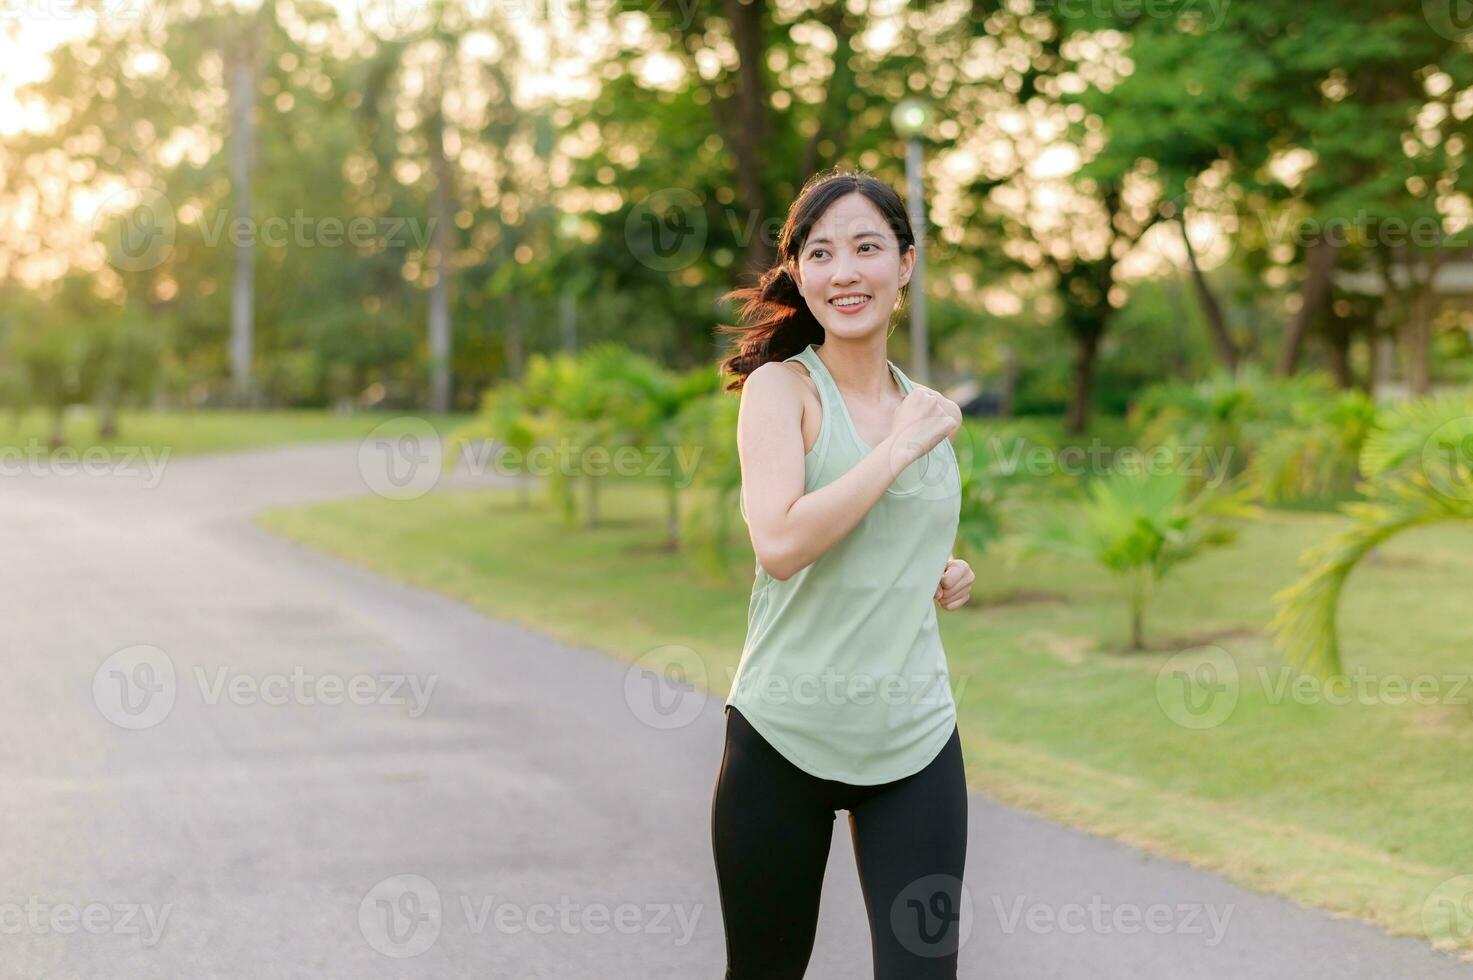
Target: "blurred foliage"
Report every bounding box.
[1131,367,1337,486]
[0,0,1467,427]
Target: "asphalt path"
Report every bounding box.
[2,437,1469,978]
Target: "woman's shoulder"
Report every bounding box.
[747,356,814,388]
[742,359,821,431]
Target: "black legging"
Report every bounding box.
[711,705,969,979]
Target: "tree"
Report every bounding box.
[931,5,1174,432]
[226,1,268,404]
[1096,2,1473,385]
[581,0,921,301]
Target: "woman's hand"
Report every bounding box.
[933,557,974,610]
[888,386,961,468]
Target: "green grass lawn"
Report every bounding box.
[256,479,1473,958]
[0,407,473,458]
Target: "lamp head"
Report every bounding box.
[892,98,931,139]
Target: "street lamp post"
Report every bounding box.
[892,98,931,385]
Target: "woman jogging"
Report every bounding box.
[710,169,976,979]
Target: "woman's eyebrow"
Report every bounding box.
[806,230,885,246]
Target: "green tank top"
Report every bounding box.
[727,342,961,785]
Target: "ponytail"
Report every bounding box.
[716,263,824,392]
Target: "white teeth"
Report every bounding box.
[831,296,869,307]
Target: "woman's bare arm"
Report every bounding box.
[737,360,957,581]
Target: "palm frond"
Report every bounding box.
[1270,469,1473,677]
[1360,392,1473,480]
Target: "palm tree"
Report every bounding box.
[628,364,722,551]
[1270,393,1473,677]
[1025,470,1251,651]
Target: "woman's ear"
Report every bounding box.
[899,244,916,288]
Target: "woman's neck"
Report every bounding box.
[816,335,899,401]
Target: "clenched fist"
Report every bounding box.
[934,557,974,610]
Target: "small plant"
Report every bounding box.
[1024,469,1252,650]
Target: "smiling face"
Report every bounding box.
[789,191,915,342]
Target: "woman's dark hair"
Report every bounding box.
[717,169,915,392]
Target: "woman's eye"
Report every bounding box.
[810,244,876,258]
